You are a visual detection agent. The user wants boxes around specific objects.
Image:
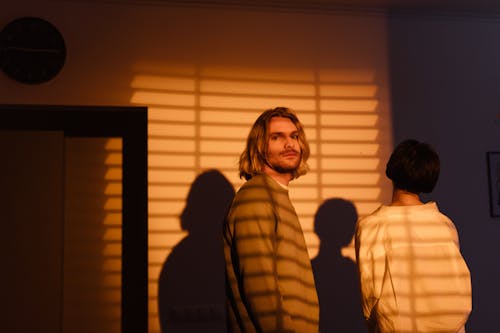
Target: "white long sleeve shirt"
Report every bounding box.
[355,202,472,333]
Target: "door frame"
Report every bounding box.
[0,104,148,333]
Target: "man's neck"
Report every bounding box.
[390,188,423,206]
[262,165,292,187]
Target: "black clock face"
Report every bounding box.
[0,17,66,84]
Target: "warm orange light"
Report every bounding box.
[148,185,190,201]
[322,186,381,200]
[147,139,195,152]
[200,66,316,81]
[322,172,381,185]
[104,183,122,195]
[131,91,196,106]
[149,249,169,265]
[321,157,380,170]
[320,114,379,127]
[149,216,183,232]
[148,170,196,183]
[201,79,316,96]
[104,153,122,165]
[200,95,317,110]
[103,244,122,256]
[200,125,250,139]
[104,168,122,180]
[148,154,195,167]
[321,142,380,156]
[102,258,121,271]
[200,140,245,154]
[130,66,392,333]
[102,228,122,241]
[319,84,378,97]
[63,138,123,333]
[200,110,260,124]
[320,99,379,112]
[131,75,196,91]
[321,128,379,141]
[149,200,185,212]
[103,213,122,225]
[304,232,320,256]
[148,123,195,138]
[149,232,187,249]
[104,198,122,210]
[288,185,318,198]
[148,106,196,122]
[318,69,376,82]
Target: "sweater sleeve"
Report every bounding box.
[355,217,386,326]
[229,200,295,332]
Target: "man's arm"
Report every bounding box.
[230,204,294,332]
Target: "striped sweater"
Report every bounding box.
[223,174,319,333]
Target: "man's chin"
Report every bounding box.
[271,164,299,174]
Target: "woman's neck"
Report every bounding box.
[390,188,423,206]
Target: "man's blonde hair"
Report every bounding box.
[239,107,310,180]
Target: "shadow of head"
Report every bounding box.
[314,198,358,249]
[180,169,235,234]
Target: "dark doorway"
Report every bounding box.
[0,105,148,333]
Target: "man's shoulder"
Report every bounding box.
[230,175,266,203]
[242,174,267,186]
[228,175,276,220]
[235,174,276,195]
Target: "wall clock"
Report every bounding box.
[0,17,66,84]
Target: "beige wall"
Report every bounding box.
[1,1,393,332]
[1,1,391,106]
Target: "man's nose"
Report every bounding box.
[284,137,295,148]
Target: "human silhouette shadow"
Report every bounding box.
[311,198,367,333]
[158,169,235,333]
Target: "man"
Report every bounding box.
[355,139,472,333]
[223,107,319,333]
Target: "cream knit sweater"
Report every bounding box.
[355,202,472,333]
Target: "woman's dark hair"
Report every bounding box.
[385,139,440,194]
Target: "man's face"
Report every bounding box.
[264,116,302,175]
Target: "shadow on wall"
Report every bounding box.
[311,198,367,333]
[158,169,235,333]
